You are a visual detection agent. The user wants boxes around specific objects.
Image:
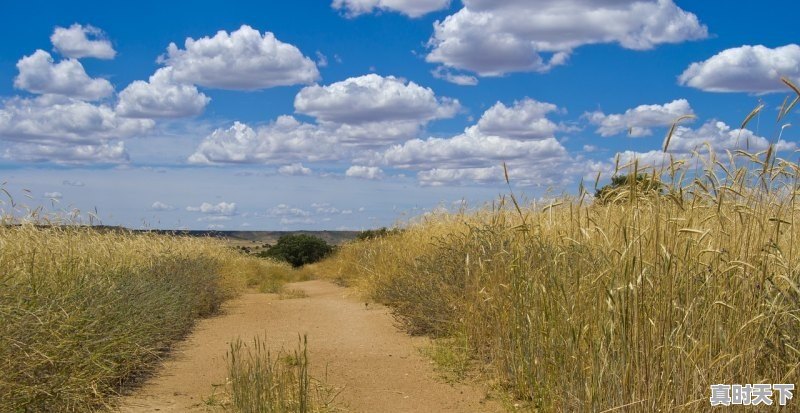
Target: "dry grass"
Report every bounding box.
[317,145,800,410]
[0,222,302,411]
[224,335,341,413]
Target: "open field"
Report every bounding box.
[316,148,800,411]
[0,224,308,411]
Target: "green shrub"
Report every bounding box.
[261,235,333,267]
[356,227,403,241]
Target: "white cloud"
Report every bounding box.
[278,163,312,176]
[50,24,116,59]
[0,95,153,145]
[332,0,450,18]
[431,67,478,86]
[616,120,797,167]
[44,191,63,199]
[292,74,460,146]
[381,127,567,169]
[417,166,503,186]
[191,74,460,162]
[188,118,341,164]
[316,51,329,67]
[678,44,800,93]
[366,100,606,186]
[295,74,459,125]
[0,94,151,164]
[267,204,312,217]
[346,165,385,180]
[160,25,319,90]
[186,201,237,215]
[322,121,428,146]
[665,120,795,153]
[14,50,113,100]
[197,215,232,222]
[279,217,315,225]
[312,203,345,214]
[426,0,707,76]
[116,67,209,118]
[62,180,85,187]
[151,201,175,211]
[476,98,560,139]
[207,224,225,230]
[5,141,129,164]
[585,99,694,137]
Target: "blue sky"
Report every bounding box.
[1,0,799,230]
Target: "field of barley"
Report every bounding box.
[317,118,800,410]
[0,214,313,411]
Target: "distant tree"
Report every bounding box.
[356,227,403,241]
[595,174,664,203]
[260,234,333,267]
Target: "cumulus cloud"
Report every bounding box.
[417,166,503,186]
[188,118,341,165]
[431,67,478,86]
[116,67,209,118]
[332,0,450,17]
[14,50,113,100]
[476,98,560,139]
[50,24,116,59]
[278,163,312,176]
[160,25,319,90]
[366,99,605,186]
[291,74,459,145]
[0,95,151,164]
[190,74,460,162]
[151,201,176,211]
[585,99,694,137]
[678,44,800,93]
[426,0,708,76]
[44,191,63,200]
[616,120,797,167]
[5,141,129,164]
[0,95,153,145]
[382,129,567,169]
[186,201,237,215]
[346,165,385,180]
[266,204,312,217]
[312,203,343,214]
[295,74,459,125]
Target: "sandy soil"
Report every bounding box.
[116,280,501,412]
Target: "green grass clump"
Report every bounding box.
[0,225,294,411]
[318,146,800,410]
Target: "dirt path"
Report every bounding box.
[116,280,501,412]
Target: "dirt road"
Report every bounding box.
[116,280,501,412]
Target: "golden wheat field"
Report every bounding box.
[316,144,800,410]
[0,221,308,411]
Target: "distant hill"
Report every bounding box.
[136,229,361,246]
[22,225,363,246]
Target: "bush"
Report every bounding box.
[594,173,664,204]
[261,235,333,267]
[356,227,403,241]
